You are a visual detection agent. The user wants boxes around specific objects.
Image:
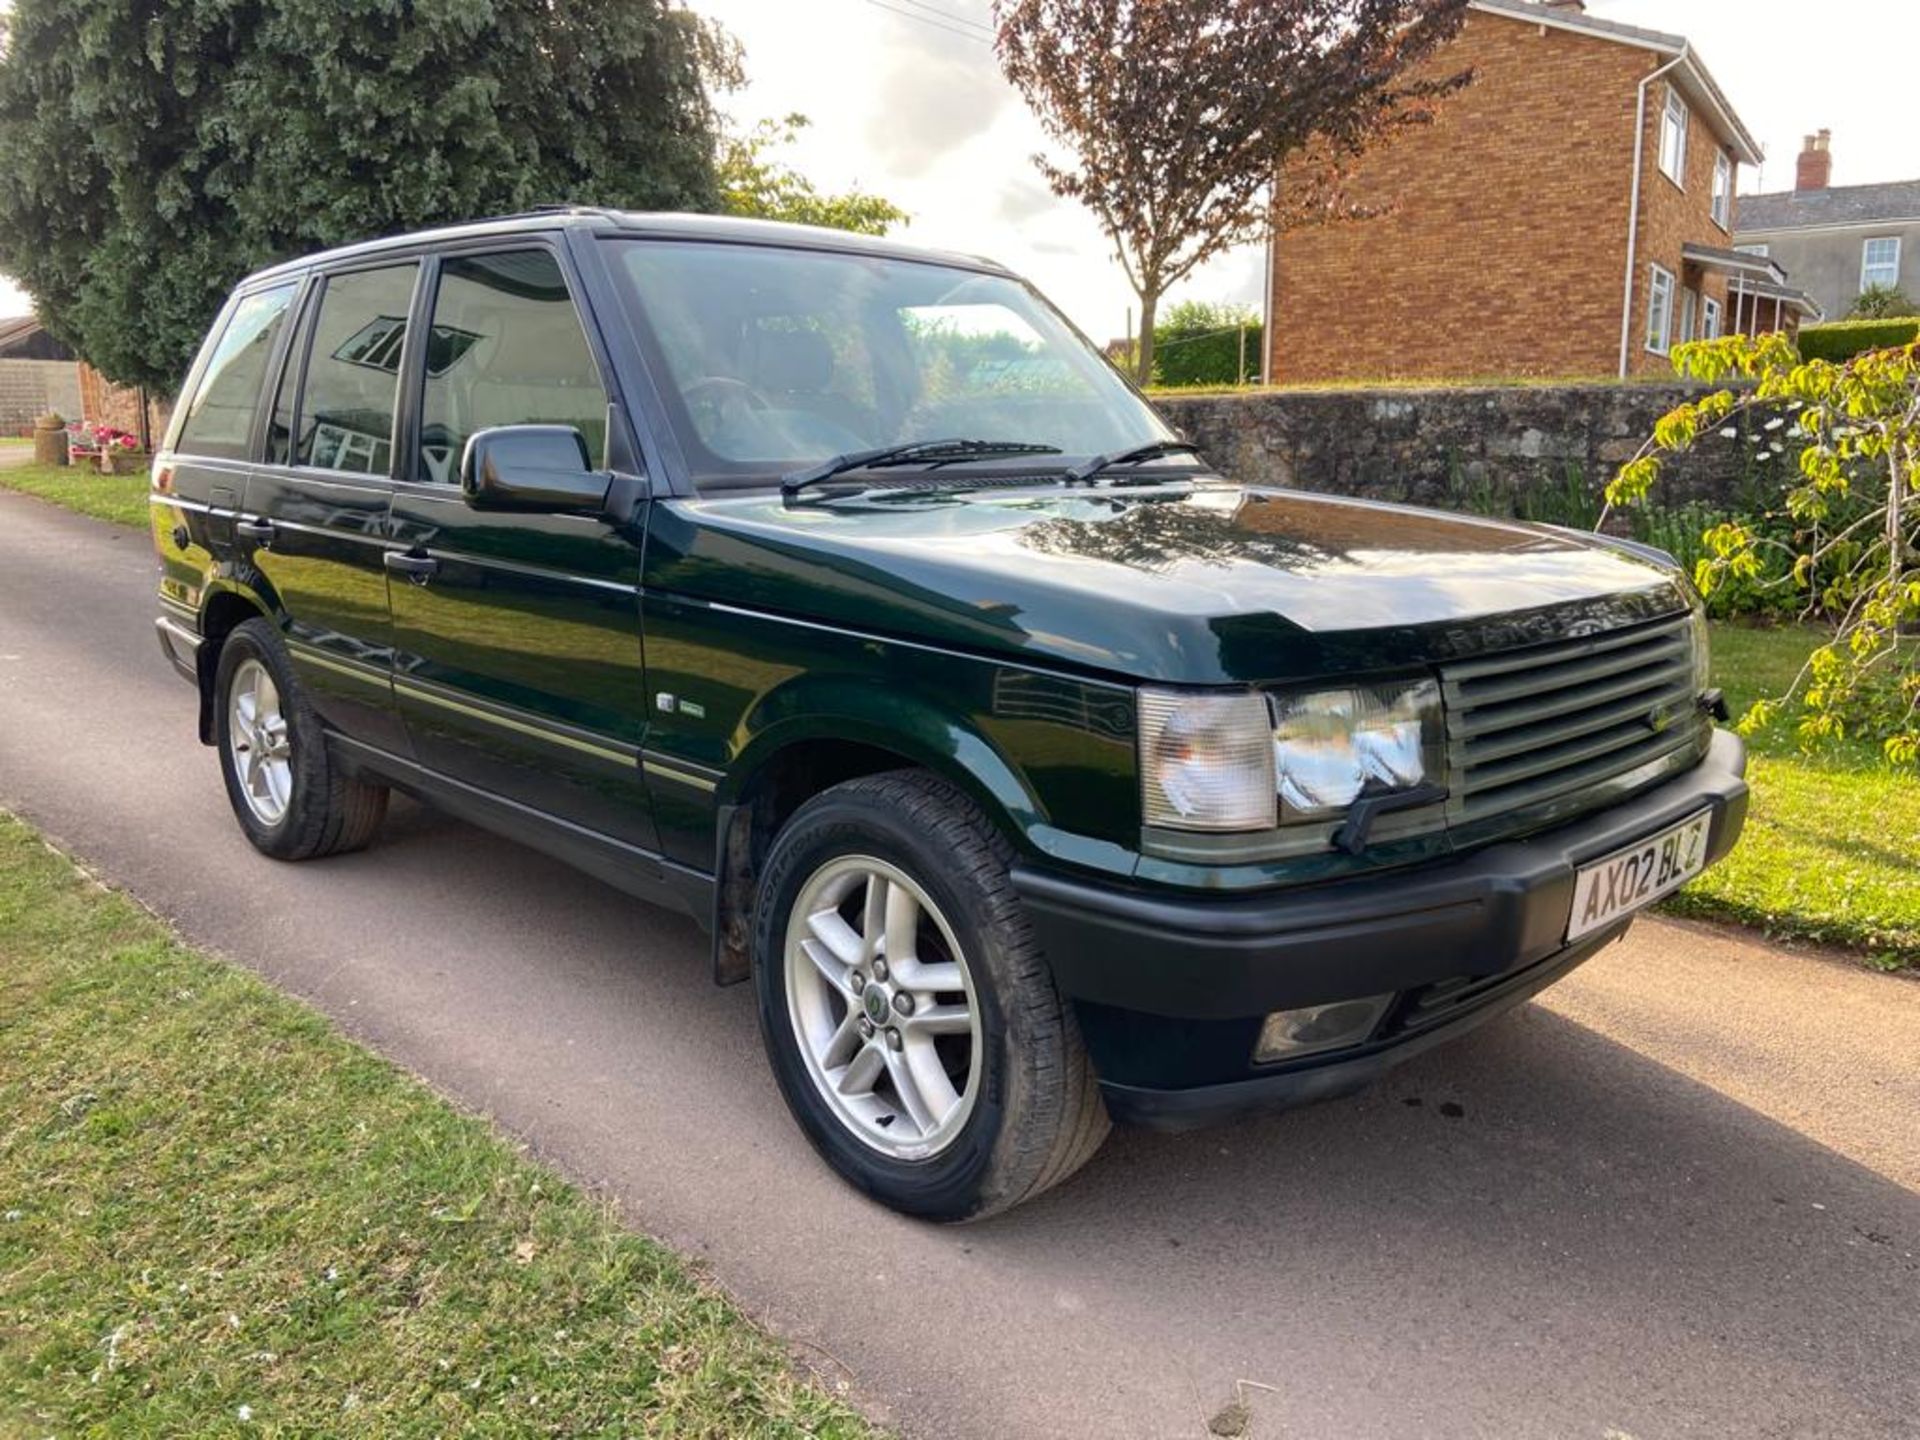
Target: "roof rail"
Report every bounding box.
[434,203,629,229]
[523,203,629,221]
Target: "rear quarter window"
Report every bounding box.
[174,284,297,460]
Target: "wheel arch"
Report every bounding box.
[194,584,273,743]
[708,696,1046,986]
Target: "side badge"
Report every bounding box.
[656,693,706,719]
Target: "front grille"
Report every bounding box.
[1440,614,1702,829]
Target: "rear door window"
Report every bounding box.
[175,284,297,460]
[416,249,607,483]
[294,264,420,476]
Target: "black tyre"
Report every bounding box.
[752,771,1109,1221]
[214,618,388,860]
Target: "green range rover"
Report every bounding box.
[151,210,1748,1220]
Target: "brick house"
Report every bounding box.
[1265,0,1817,385]
[1735,132,1920,324]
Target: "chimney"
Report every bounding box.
[1796,129,1832,192]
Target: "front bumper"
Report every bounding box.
[1011,728,1749,1128]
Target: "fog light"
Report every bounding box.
[1253,994,1393,1063]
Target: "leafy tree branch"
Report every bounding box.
[1604,333,1920,765]
[717,115,906,236]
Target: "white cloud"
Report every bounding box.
[693,0,1270,340]
[1584,0,1919,196]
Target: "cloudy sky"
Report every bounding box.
[2,0,1914,338]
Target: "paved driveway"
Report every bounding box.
[1,489,1915,1439]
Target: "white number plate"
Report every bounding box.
[1566,810,1712,941]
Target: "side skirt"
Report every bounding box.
[328,733,715,930]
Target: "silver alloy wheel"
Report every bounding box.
[228,656,294,827]
[784,855,983,1161]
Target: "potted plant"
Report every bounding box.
[93,426,149,474]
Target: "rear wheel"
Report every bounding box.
[752,772,1109,1221]
[214,619,387,859]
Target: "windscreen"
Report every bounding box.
[606,240,1172,486]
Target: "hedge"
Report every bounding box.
[1152,302,1262,388]
[1796,317,1920,363]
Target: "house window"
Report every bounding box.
[1712,152,1733,229]
[1702,296,1723,339]
[1735,243,1769,257]
[1647,264,1676,354]
[1862,236,1902,291]
[1659,86,1689,184]
[1679,288,1698,346]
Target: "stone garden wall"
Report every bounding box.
[1154,382,1782,518]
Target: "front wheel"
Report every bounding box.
[752,772,1109,1221]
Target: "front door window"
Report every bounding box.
[416,250,607,484]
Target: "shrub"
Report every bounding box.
[1151,301,1262,388]
[1849,283,1917,320]
[1796,317,1920,363]
[1628,503,1804,620]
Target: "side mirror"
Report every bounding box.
[460,425,611,515]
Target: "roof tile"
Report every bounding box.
[1738,181,1920,233]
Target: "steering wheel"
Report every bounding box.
[683,375,771,433]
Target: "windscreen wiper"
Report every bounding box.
[781,438,1064,495]
[1063,439,1204,484]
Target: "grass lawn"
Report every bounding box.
[0,460,149,528]
[1673,623,1920,969]
[0,813,879,1437]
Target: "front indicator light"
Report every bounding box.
[1137,689,1277,832]
[1688,606,1711,696]
[1253,994,1395,1063]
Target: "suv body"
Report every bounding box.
[152,211,1748,1218]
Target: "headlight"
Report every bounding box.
[1137,689,1276,832]
[1272,679,1443,820]
[1688,606,1711,695]
[1138,679,1443,834]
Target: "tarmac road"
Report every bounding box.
[1,487,1915,1439]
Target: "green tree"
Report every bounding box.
[1849,282,1917,320]
[718,115,907,236]
[1152,300,1261,388]
[0,0,730,392]
[1605,332,1920,765]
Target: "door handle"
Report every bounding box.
[234,517,274,546]
[383,550,440,584]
